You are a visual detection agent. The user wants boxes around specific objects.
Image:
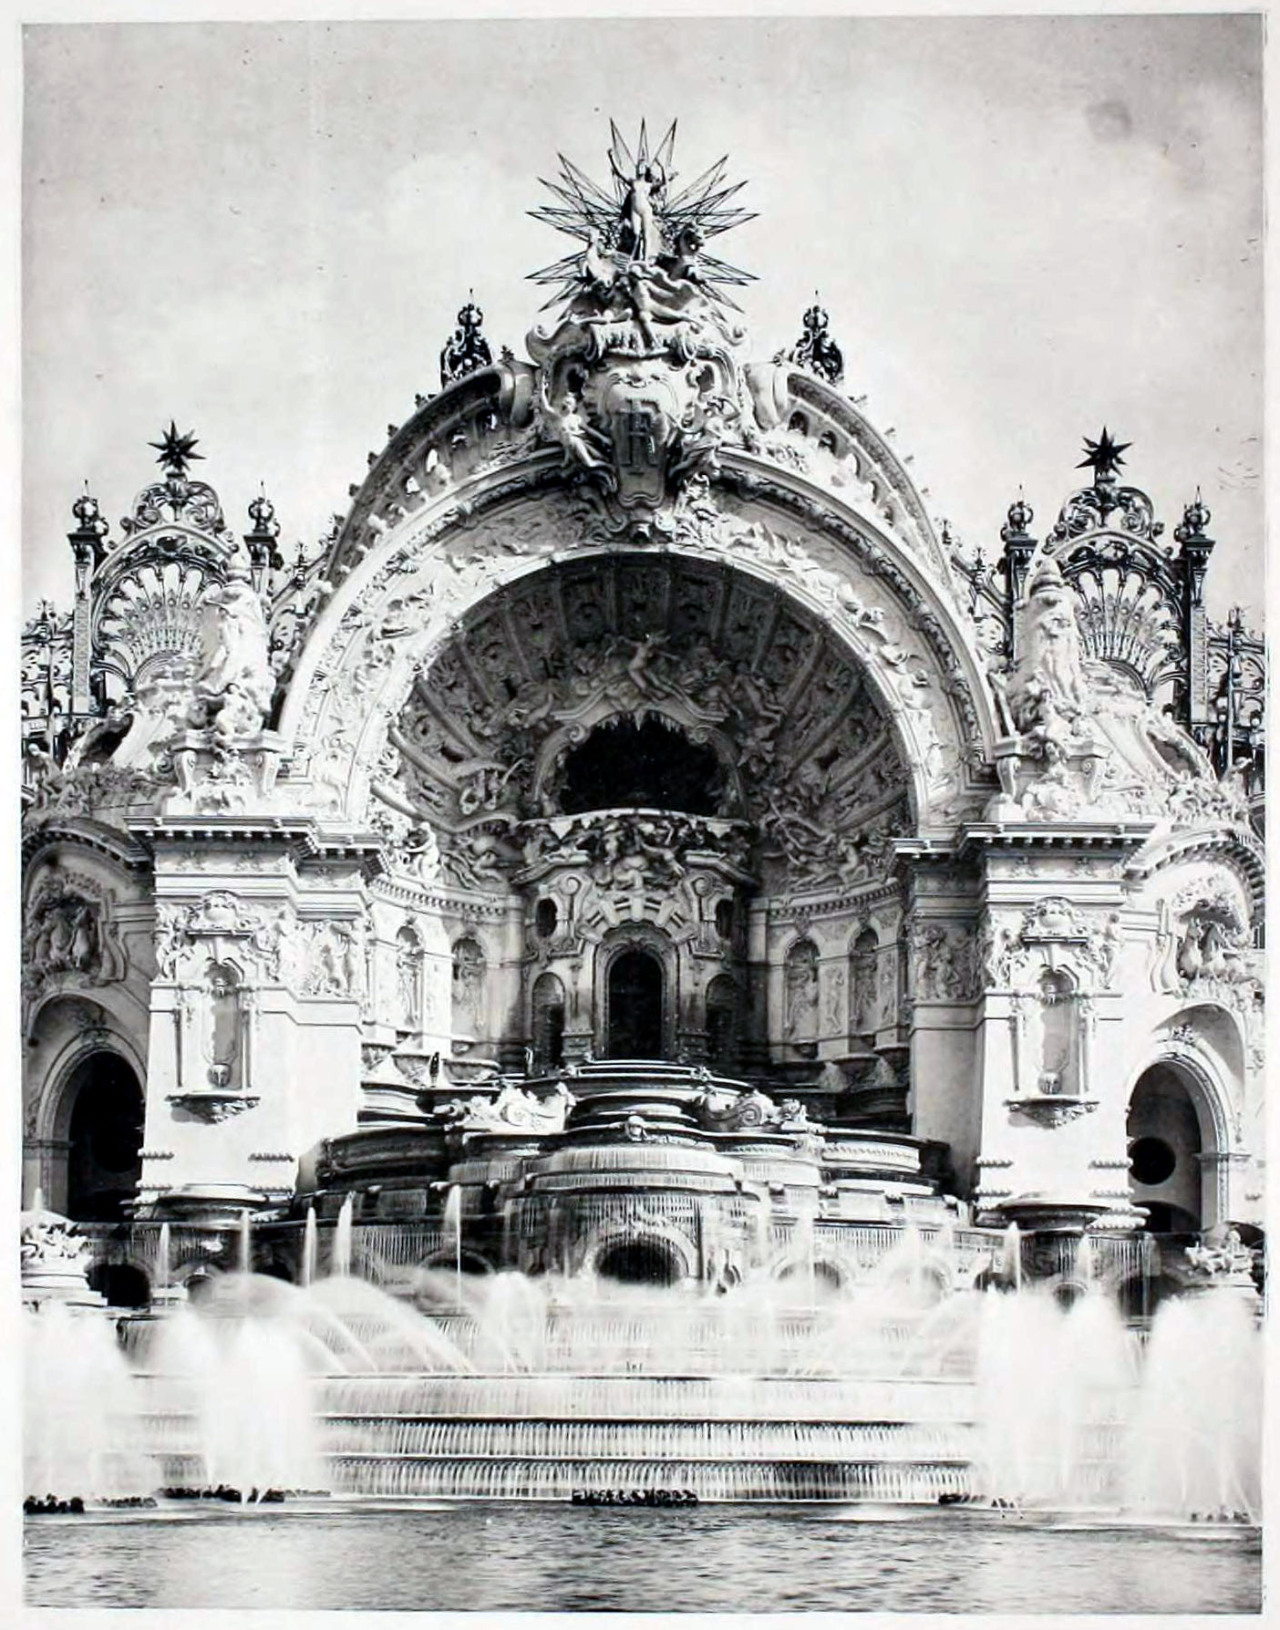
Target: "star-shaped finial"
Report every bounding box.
[1077,427,1131,483]
[149,421,204,478]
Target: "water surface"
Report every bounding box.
[24,1502,1261,1613]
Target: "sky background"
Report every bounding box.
[21,15,1264,624]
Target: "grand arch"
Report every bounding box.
[277,474,1000,839]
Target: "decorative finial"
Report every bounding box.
[1001,488,1035,543]
[1175,488,1212,543]
[148,421,204,479]
[793,293,844,385]
[246,487,279,540]
[440,297,494,387]
[1077,427,1131,485]
[70,486,107,537]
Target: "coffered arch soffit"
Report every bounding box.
[280,480,997,837]
[384,555,914,876]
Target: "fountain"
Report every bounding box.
[22,1206,1262,1517]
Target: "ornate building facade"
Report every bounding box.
[21,126,1266,1295]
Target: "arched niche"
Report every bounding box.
[783,939,820,1048]
[705,974,740,1073]
[377,553,916,862]
[849,925,880,1038]
[1035,968,1079,1097]
[1127,1060,1210,1235]
[395,923,424,1033]
[450,936,486,1043]
[530,971,566,1070]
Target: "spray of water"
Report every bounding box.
[22,1222,1263,1515]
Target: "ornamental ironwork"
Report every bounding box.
[439,299,494,388]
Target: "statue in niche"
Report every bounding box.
[850,929,879,1036]
[452,937,486,1037]
[187,565,274,741]
[784,942,820,1041]
[396,926,423,1030]
[203,963,242,1090]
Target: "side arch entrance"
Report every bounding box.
[60,1051,145,1222]
[1127,1060,1216,1235]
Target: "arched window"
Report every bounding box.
[64,1052,145,1223]
[451,937,486,1040]
[531,972,566,1071]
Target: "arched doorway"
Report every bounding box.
[1127,1062,1206,1236]
[596,1237,682,1286]
[64,1052,144,1222]
[607,949,664,1059]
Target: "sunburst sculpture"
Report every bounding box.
[528,120,756,309]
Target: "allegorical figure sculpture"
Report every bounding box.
[991,548,1243,826]
[188,565,274,741]
[526,126,754,523]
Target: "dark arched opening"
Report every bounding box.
[558,716,722,815]
[1127,1063,1205,1234]
[65,1053,144,1222]
[607,949,664,1059]
[596,1239,682,1286]
[86,1262,150,1309]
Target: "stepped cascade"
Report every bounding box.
[20,121,1264,1521]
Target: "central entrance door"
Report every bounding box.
[607,948,664,1059]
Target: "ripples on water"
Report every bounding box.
[24,1504,1261,1614]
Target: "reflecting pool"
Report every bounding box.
[24,1502,1261,1614]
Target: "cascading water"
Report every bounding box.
[332,1195,355,1278]
[23,1218,1262,1516]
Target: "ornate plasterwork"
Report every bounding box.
[978,899,1123,995]
[910,922,981,1003]
[155,891,285,983]
[1148,866,1260,1012]
[988,553,1247,830]
[283,488,985,839]
[22,870,127,1020]
[382,554,914,897]
[441,1079,575,1134]
[157,893,366,1002]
